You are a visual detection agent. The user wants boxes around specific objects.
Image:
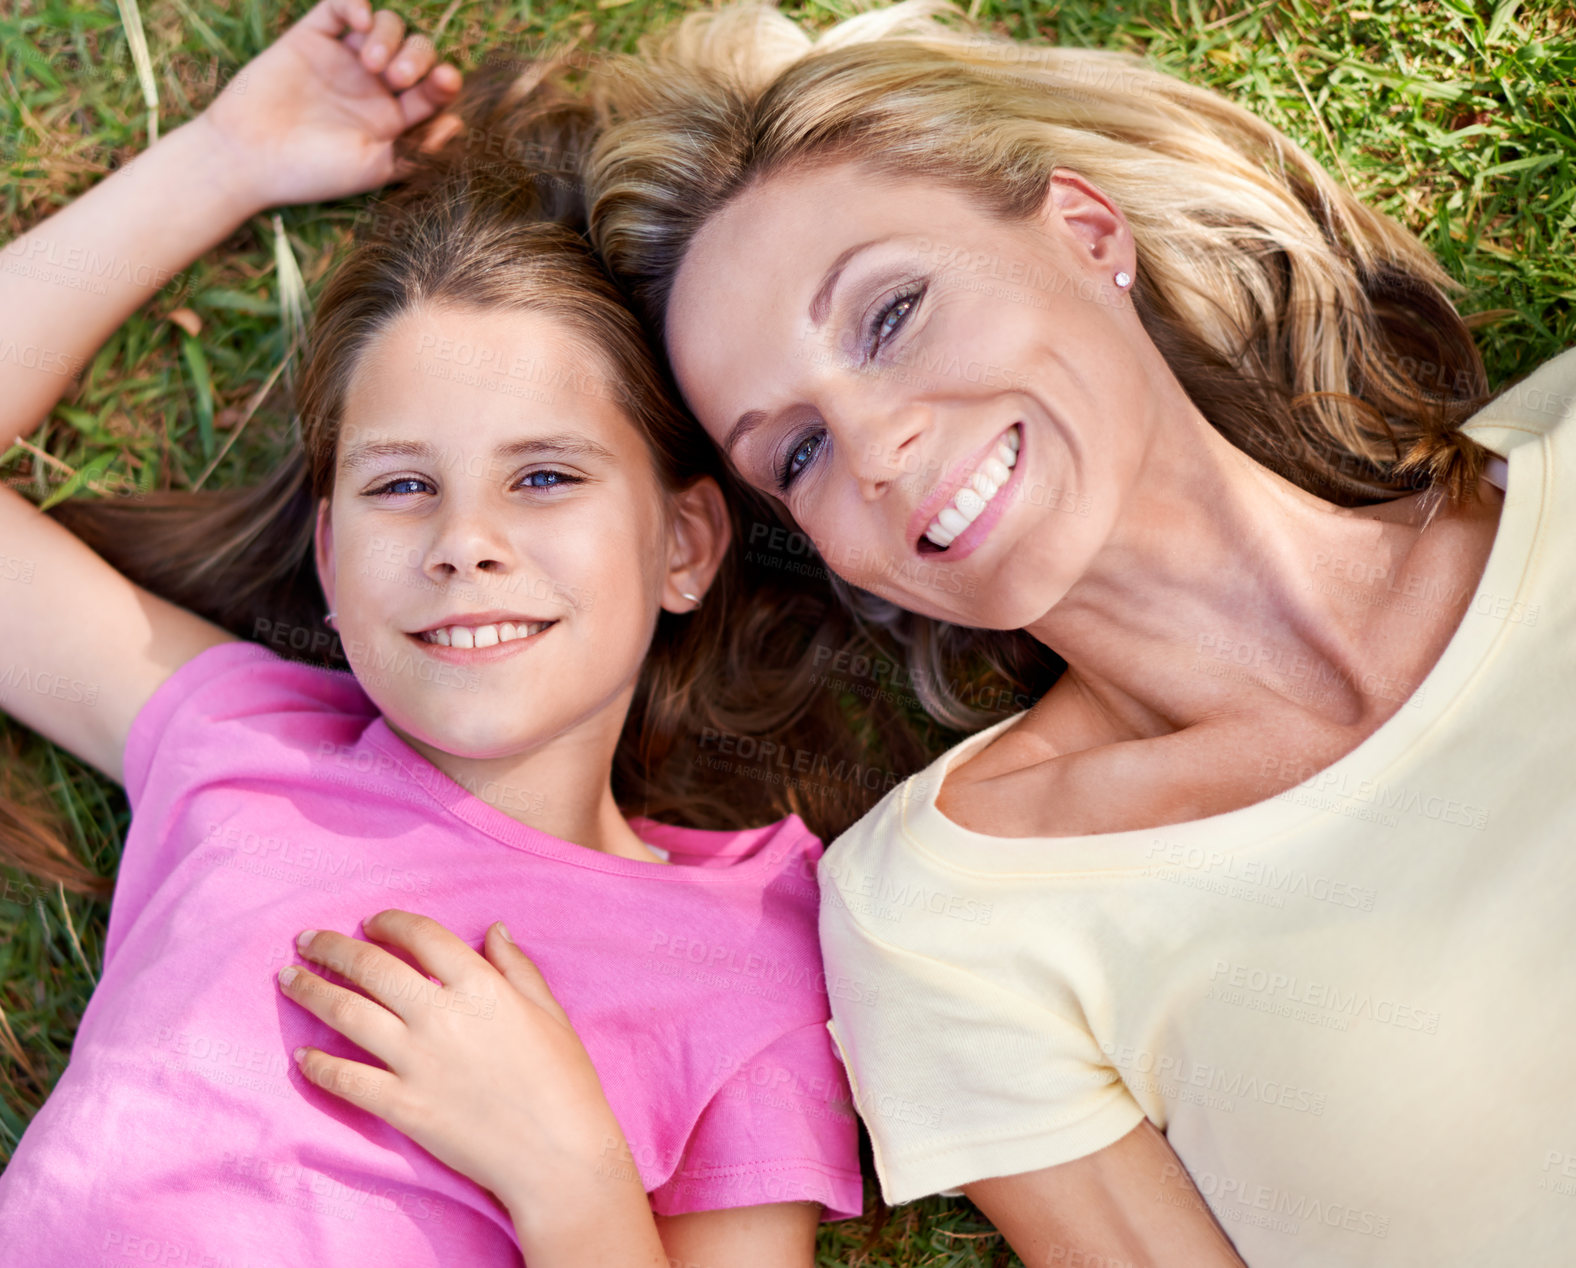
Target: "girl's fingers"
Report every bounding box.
[293,1046,398,1113]
[397,64,463,130]
[359,9,407,74]
[361,910,487,989]
[484,922,571,1025]
[296,927,437,1023]
[279,963,406,1066]
[301,0,373,38]
[383,33,436,91]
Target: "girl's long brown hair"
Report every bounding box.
[5,62,927,896]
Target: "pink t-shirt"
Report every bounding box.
[0,642,863,1266]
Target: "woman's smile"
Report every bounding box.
[914,422,1022,556]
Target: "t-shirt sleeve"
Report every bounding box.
[647,1020,865,1222]
[820,900,1146,1206]
[123,640,368,810]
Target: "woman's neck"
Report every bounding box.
[1025,393,1502,746]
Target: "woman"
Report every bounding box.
[577,2,1576,1263]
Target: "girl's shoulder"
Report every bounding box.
[125,640,375,800]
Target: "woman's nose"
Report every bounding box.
[840,402,931,500]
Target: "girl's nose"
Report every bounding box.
[421,505,513,578]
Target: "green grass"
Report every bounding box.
[1,0,1572,1262]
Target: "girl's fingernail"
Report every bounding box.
[496,922,514,945]
[279,966,298,987]
[293,1047,308,1065]
[296,930,318,952]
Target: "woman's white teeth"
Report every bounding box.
[421,621,549,647]
[924,429,1020,549]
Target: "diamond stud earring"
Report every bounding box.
[680,591,700,606]
[1114,270,1133,289]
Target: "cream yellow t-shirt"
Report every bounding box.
[819,348,1576,1265]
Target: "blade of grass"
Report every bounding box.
[167,0,233,60]
[190,334,298,491]
[114,0,160,144]
[179,333,216,461]
[54,884,97,988]
[37,451,115,511]
[271,214,308,393]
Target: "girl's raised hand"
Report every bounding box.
[279,911,667,1266]
[201,0,462,211]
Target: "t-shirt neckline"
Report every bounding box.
[360,718,786,882]
[904,423,1543,876]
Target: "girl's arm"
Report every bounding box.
[965,1123,1249,1267]
[0,0,458,781]
[655,1204,819,1268]
[282,911,821,1268]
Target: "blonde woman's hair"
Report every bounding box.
[582,0,1491,727]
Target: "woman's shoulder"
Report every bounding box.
[1462,346,1576,452]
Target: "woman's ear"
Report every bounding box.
[1040,168,1134,281]
[313,497,337,618]
[661,476,732,614]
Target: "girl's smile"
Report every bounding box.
[411,611,558,659]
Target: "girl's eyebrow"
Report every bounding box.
[340,435,618,471]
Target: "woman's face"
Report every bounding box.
[667,160,1162,630]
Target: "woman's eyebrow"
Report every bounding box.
[725,409,770,456]
[809,237,886,325]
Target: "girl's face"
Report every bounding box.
[665,160,1160,632]
[316,303,724,763]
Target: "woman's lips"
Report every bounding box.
[909,423,1024,561]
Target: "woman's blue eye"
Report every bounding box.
[778,432,825,492]
[867,285,924,357]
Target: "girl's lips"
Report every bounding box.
[405,621,556,664]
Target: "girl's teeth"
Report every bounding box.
[923,427,1021,549]
[421,620,552,647]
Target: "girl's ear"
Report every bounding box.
[661,476,731,614]
[313,497,337,617]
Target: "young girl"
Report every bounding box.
[0,5,872,1263]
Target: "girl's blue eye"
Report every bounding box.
[374,477,431,497]
[778,431,825,492]
[520,470,578,489]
